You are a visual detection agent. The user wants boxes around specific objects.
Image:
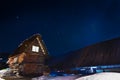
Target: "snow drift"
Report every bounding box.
[76,72,120,80]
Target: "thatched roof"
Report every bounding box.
[10,34,48,57]
[51,37,120,69]
[75,38,120,67]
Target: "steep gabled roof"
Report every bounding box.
[11,34,48,57]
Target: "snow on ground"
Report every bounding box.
[32,75,80,80]
[0,69,8,80]
[76,72,120,80]
[1,68,120,80]
[0,68,9,77]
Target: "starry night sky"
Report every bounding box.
[0,0,120,56]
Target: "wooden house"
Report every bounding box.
[7,34,49,77]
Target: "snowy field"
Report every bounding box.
[32,75,80,80]
[76,72,120,80]
[1,69,120,80]
[32,72,120,80]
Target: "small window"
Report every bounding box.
[32,45,39,52]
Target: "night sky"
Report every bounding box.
[0,0,120,56]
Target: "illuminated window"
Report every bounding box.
[32,45,39,52]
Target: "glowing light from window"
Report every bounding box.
[32,45,39,52]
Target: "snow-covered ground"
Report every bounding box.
[76,72,120,80]
[32,75,80,80]
[0,68,9,77]
[32,72,120,80]
[1,69,120,80]
[0,69,7,80]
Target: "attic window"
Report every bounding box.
[32,45,39,52]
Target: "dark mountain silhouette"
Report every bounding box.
[49,37,120,70]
